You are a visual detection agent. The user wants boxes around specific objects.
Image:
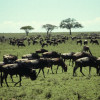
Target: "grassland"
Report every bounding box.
[0,32,100,100]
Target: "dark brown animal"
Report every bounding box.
[47,58,67,74]
[82,46,92,55]
[22,53,40,60]
[3,54,18,64]
[84,40,88,45]
[61,52,75,65]
[17,43,25,47]
[19,58,52,78]
[77,40,82,45]
[73,56,99,76]
[36,49,48,53]
[72,52,92,67]
[90,39,99,45]
[0,63,37,87]
[42,51,61,58]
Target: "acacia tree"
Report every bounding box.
[20,26,34,36]
[60,18,83,35]
[42,24,57,36]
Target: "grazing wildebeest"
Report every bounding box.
[90,39,99,45]
[17,42,25,47]
[3,54,18,64]
[41,43,48,48]
[77,40,82,45]
[42,51,61,58]
[36,49,48,54]
[0,63,37,87]
[22,53,40,60]
[61,52,75,66]
[47,58,67,74]
[32,40,38,45]
[9,39,16,46]
[82,46,92,55]
[73,56,99,76]
[20,58,52,78]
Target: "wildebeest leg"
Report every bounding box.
[3,74,9,87]
[80,67,85,76]
[69,59,71,66]
[37,69,41,77]
[0,72,3,87]
[73,66,79,76]
[56,65,59,74]
[89,67,91,75]
[14,75,22,86]
[72,60,74,67]
[10,75,14,82]
[96,67,99,75]
[98,66,100,76]
[50,66,54,74]
[42,69,45,78]
[47,68,49,74]
[37,69,45,78]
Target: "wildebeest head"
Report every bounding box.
[29,69,37,80]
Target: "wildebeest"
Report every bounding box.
[84,40,88,45]
[73,56,99,76]
[41,42,48,48]
[19,58,52,78]
[22,53,40,60]
[72,52,92,67]
[36,49,48,54]
[32,40,38,45]
[17,42,25,47]
[61,52,75,65]
[82,46,92,55]
[97,57,100,75]
[47,58,67,74]
[3,54,18,64]
[0,63,37,87]
[77,40,82,45]
[90,39,99,45]
[9,39,16,46]
[42,51,61,58]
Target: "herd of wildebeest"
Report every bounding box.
[0,33,100,87]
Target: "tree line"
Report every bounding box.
[20,18,83,36]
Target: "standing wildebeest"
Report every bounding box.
[72,52,92,67]
[61,52,75,66]
[19,58,52,78]
[41,42,48,48]
[73,56,99,76]
[97,57,100,75]
[22,53,40,60]
[77,40,82,45]
[90,39,99,45]
[0,63,37,87]
[42,51,61,58]
[17,42,25,47]
[47,58,67,74]
[84,40,88,45]
[36,49,48,54]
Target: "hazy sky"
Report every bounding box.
[0,0,100,33]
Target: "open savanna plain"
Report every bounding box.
[0,32,100,100]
